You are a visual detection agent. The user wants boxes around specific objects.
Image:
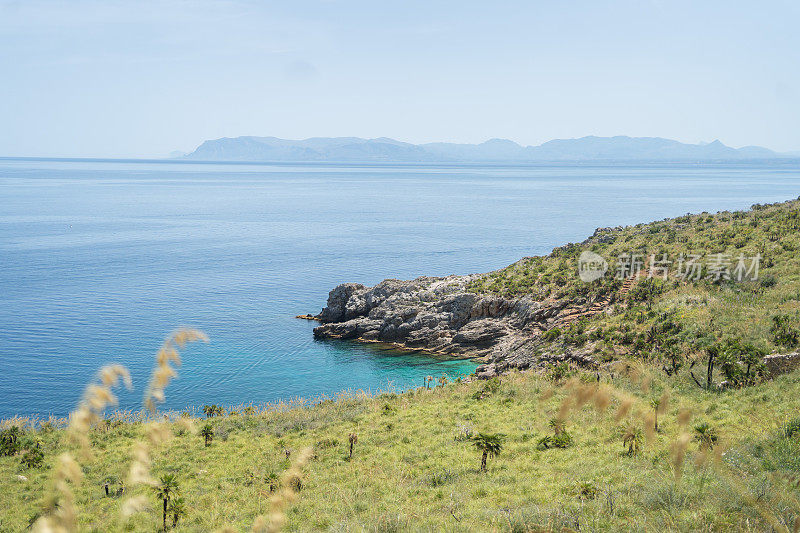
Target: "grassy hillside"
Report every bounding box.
[4,199,800,532]
[471,198,800,382]
[471,198,800,303]
[5,365,800,531]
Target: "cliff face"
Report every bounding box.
[312,275,598,377]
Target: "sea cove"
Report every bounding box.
[1,158,799,418]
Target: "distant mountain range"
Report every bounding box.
[182,135,793,162]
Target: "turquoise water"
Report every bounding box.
[1,158,799,418]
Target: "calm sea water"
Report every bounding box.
[1,158,799,418]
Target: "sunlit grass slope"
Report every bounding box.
[5,365,800,531]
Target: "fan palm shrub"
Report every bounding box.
[0,426,21,456]
[471,432,504,472]
[168,496,186,528]
[622,425,643,456]
[154,473,179,531]
[693,422,719,451]
[200,424,214,447]
[202,404,224,418]
[650,398,661,432]
[348,433,358,460]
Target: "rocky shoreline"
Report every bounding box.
[310,274,600,378]
[308,201,800,383]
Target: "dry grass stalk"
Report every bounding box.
[657,391,670,414]
[69,364,132,458]
[572,382,594,407]
[556,396,572,423]
[710,459,791,532]
[120,495,149,517]
[122,329,207,521]
[32,365,131,533]
[592,386,612,413]
[251,447,313,533]
[31,453,83,533]
[143,328,208,414]
[643,411,656,443]
[670,433,691,480]
[677,407,692,427]
[538,387,555,402]
[614,397,634,423]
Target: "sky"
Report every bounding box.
[1,0,799,158]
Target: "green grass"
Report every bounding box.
[6,368,800,531]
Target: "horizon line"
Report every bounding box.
[3,155,800,166]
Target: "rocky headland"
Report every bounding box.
[310,199,800,382]
[311,272,601,379]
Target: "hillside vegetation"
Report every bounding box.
[4,199,800,532]
[470,198,800,383]
[5,364,800,531]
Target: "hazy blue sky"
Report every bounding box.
[2,0,799,157]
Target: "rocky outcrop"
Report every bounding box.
[763,352,800,378]
[316,283,368,322]
[312,275,597,377]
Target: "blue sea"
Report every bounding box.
[1,158,799,419]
